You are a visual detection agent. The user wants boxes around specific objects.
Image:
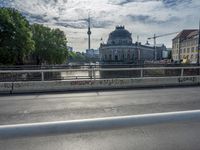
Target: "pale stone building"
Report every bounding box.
[172,29,199,63]
[99,26,166,64]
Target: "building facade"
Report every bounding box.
[99,26,166,64]
[86,49,99,59]
[172,30,199,63]
[67,46,73,52]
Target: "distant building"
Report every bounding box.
[99,26,166,64]
[144,42,167,60]
[76,52,81,55]
[172,29,199,63]
[162,48,172,59]
[67,46,73,52]
[86,49,99,59]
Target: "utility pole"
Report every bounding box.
[178,38,181,64]
[153,34,157,60]
[137,35,141,64]
[197,19,200,76]
[198,19,200,67]
[87,13,91,52]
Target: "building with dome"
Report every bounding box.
[99,26,166,64]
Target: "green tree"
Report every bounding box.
[68,51,86,63]
[31,24,68,65]
[0,8,34,65]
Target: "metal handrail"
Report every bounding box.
[0,66,200,73]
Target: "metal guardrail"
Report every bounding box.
[0,66,200,82]
[1,110,200,139]
[1,66,200,72]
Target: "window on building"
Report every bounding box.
[184,48,186,53]
[191,47,194,53]
[187,42,189,46]
[187,48,190,53]
[109,54,112,60]
[115,55,118,61]
[127,54,130,60]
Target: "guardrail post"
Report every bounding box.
[89,66,92,79]
[93,68,96,80]
[140,69,143,78]
[11,71,14,94]
[181,68,184,77]
[41,71,44,81]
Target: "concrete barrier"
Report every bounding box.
[0,82,12,93]
[1,110,200,139]
[0,66,200,93]
[0,76,199,94]
[10,76,200,93]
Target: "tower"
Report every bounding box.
[87,14,91,51]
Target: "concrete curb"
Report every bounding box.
[1,110,200,139]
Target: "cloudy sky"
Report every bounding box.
[0,0,200,51]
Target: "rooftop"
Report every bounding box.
[173,29,199,40]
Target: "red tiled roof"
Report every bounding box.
[173,29,198,40]
[187,30,199,38]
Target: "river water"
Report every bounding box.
[61,70,100,79]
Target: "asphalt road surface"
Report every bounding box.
[0,86,200,149]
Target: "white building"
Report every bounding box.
[172,29,199,63]
[99,26,166,64]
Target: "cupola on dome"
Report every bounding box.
[107,26,132,45]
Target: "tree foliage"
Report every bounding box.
[0,8,34,65]
[68,52,85,62]
[31,24,68,65]
[68,51,99,63]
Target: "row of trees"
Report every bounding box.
[0,7,68,65]
[68,51,99,63]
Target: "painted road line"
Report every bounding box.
[0,110,200,139]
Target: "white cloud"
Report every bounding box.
[1,0,200,51]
